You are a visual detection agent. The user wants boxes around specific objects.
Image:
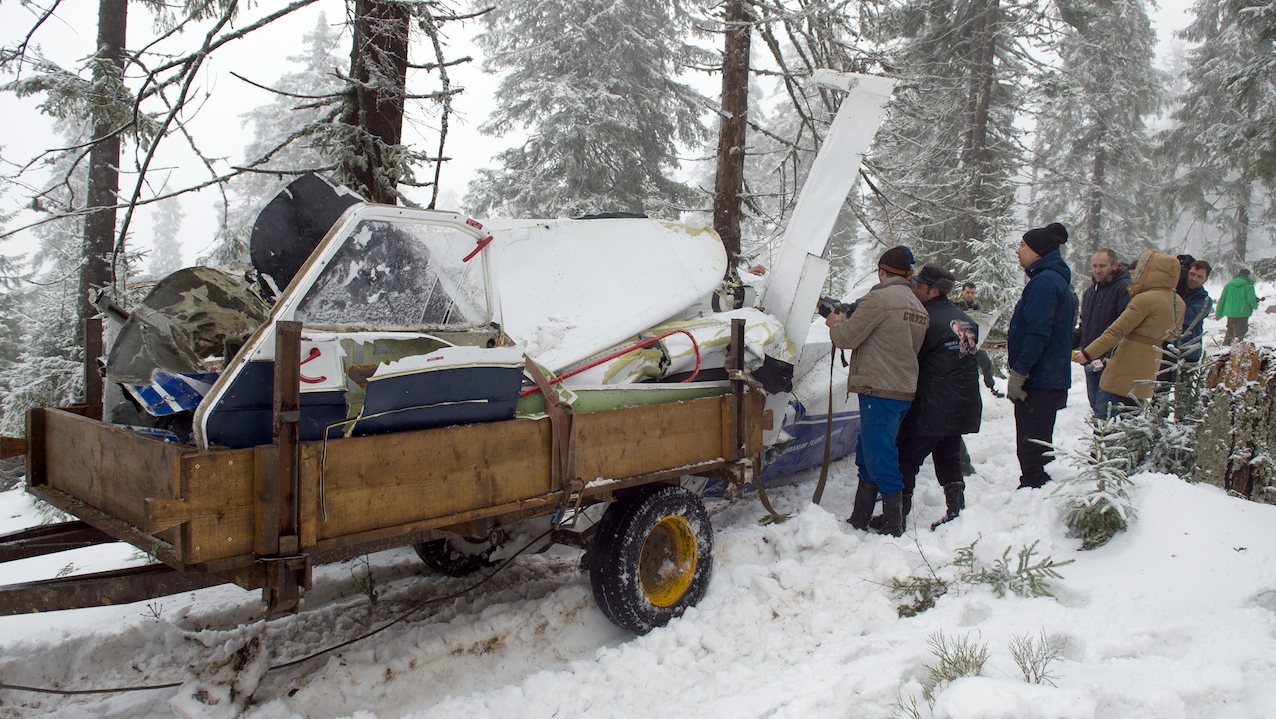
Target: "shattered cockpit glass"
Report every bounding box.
[294,219,489,329]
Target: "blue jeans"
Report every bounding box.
[1085,369,1101,414]
[1094,388,1136,420]
[854,394,912,496]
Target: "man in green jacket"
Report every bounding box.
[1216,268,1260,344]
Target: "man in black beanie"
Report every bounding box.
[1007,222,1073,489]
[825,245,928,536]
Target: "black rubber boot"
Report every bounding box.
[847,481,878,530]
[869,487,912,532]
[873,491,905,537]
[930,481,965,530]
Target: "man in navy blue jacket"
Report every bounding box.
[1006,223,1073,489]
[1179,260,1213,361]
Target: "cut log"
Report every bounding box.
[1192,342,1276,503]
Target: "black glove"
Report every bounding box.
[1006,371,1029,402]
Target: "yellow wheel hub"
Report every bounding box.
[639,515,698,607]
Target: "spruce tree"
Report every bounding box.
[867,0,1042,267]
[1031,0,1165,269]
[465,0,711,218]
[1162,0,1276,264]
[1054,417,1135,550]
[0,123,91,440]
[148,199,186,278]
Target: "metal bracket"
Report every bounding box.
[550,521,597,551]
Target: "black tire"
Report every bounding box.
[413,538,489,577]
[589,484,713,634]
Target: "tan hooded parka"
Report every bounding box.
[1082,251,1187,400]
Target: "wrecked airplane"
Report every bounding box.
[94,72,898,489]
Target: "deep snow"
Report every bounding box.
[2,302,1275,719]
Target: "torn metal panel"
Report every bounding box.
[106,266,269,386]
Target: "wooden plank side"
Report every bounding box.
[41,410,190,527]
[25,408,46,485]
[177,449,257,564]
[316,418,553,492]
[747,392,765,455]
[307,417,554,542]
[1,436,27,460]
[574,397,728,481]
[302,395,749,548]
[297,445,318,550]
[27,485,184,569]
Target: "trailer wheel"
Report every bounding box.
[589,484,713,634]
[413,538,489,577]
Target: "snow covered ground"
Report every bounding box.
[1,297,1275,719]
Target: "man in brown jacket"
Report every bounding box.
[1073,250,1186,418]
[825,246,929,536]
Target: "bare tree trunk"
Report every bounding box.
[342,0,410,205]
[955,0,998,263]
[1235,181,1250,263]
[1086,121,1107,253]
[79,0,127,327]
[713,0,752,265]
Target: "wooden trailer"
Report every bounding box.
[0,320,767,635]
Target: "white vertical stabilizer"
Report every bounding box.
[760,72,896,361]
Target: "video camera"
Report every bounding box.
[816,296,856,319]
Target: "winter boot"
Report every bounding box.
[930,481,965,530]
[847,481,878,530]
[869,487,912,532]
[872,491,905,537]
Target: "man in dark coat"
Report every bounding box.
[887,264,982,531]
[953,281,1002,398]
[1007,223,1073,489]
[1074,248,1132,416]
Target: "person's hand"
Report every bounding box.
[824,311,842,327]
[1006,371,1029,402]
[1072,350,1089,365]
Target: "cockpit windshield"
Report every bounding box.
[295,218,489,329]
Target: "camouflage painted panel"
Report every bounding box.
[106,267,269,385]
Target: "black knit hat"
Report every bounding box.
[878,245,915,276]
[915,263,955,294]
[1022,222,1069,256]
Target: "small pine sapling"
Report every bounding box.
[1008,628,1068,685]
[1052,418,1136,549]
[350,555,383,604]
[890,539,1072,616]
[890,538,951,617]
[1120,334,1213,476]
[889,692,926,719]
[890,573,950,618]
[890,631,992,717]
[956,540,1074,598]
[923,631,989,702]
